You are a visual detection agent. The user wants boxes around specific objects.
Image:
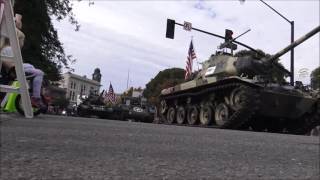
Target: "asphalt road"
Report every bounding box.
[1,114,319,180]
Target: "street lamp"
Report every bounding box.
[241,0,295,85]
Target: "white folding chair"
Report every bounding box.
[0,0,33,118]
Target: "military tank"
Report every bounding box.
[159,25,320,134]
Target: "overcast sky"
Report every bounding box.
[53,0,319,93]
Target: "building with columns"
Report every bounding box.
[59,69,102,105]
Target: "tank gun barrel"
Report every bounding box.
[268,25,320,63]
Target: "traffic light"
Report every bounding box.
[225,29,233,42]
[166,19,175,39]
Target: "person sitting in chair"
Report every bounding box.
[0,1,45,109]
[0,37,45,109]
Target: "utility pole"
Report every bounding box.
[247,0,295,85]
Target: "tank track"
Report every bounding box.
[287,99,320,135]
[221,85,260,129]
[160,83,260,130]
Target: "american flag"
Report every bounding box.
[104,83,116,103]
[185,40,197,80]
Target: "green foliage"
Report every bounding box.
[17,0,83,81]
[311,67,320,90]
[143,68,185,105]
[122,87,143,97]
[235,49,266,59]
[235,49,287,83]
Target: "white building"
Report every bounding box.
[60,72,102,105]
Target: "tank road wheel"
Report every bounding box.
[187,106,199,125]
[214,103,229,127]
[229,87,246,111]
[159,100,168,123]
[160,100,167,114]
[199,104,213,126]
[166,107,176,124]
[176,106,186,125]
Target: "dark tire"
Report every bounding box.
[77,105,87,117]
[119,112,125,121]
[176,106,186,125]
[187,105,199,125]
[166,107,176,124]
[199,104,213,126]
[15,95,45,116]
[77,108,84,117]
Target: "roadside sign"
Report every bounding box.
[183,21,192,31]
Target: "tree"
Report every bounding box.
[122,87,143,97]
[143,68,185,105]
[311,67,320,90]
[234,49,287,83]
[16,0,88,81]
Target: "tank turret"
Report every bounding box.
[200,26,320,80]
[236,26,319,78]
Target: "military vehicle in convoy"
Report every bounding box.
[77,90,125,119]
[159,24,320,134]
[121,96,155,123]
[77,90,155,122]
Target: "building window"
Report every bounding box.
[80,84,87,95]
[72,91,75,101]
[69,91,74,101]
[80,84,83,95]
[70,81,77,90]
[69,91,72,99]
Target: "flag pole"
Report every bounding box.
[126,69,130,90]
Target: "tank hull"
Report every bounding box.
[259,89,316,119]
[159,77,320,134]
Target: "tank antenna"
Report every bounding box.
[233,29,251,41]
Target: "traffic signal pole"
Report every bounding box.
[259,0,295,85]
[290,21,294,85]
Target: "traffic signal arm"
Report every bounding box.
[167,19,259,54]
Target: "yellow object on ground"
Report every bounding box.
[4,81,20,112]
